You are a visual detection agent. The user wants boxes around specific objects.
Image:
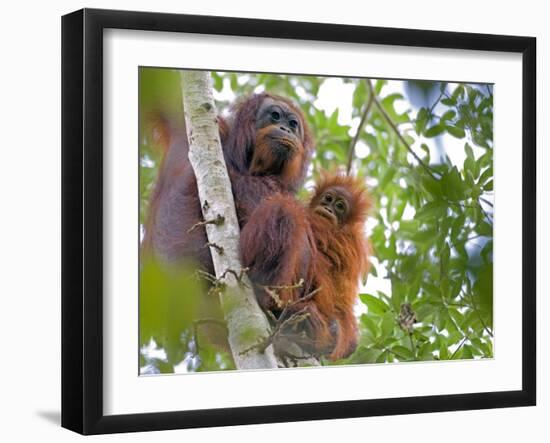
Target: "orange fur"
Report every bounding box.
[240,172,371,360]
[306,173,371,359]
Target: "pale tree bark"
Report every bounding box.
[180,71,279,370]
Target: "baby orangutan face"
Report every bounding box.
[313,186,352,227]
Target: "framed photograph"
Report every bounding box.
[62,8,536,435]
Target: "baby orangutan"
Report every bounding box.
[240,173,371,361]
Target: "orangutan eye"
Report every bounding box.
[323,193,333,203]
[335,200,346,213]
[289,119,299,130]
[270,111,281,121]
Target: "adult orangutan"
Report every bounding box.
[141,93,314,274]
[240,173,371,360]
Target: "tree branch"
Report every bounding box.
[464,289,494,338]
[365,79,441,180]
[450,336,469,360]
[346,87,375,175]
[479,196,494,208]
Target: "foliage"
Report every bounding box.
[139,68,493,372]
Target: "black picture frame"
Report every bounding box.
[62,8,537,435]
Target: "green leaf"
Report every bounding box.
[421,175,442,197]
[391,345,414,360]
[481,240,493,264]
[139,260,202,369]
[327,108,339,128]
[465,142,474,160]
[374,79,385,95]
[368,265,378,278]
[353,80,367,110]
[415,201,445,221]
[359,294,390,315]
[441,166,466,201]
[440,110,456,122]
[415,108,429,134]
[376,350,389,363]
[419,143,431,163]
[476,220,493,237]
[347,346,383,364]
[381,312,395,338]
[361,314,380,338]
[441,242,450,271]
[418,342,435,360]
[478,167,493,186]
[467,86,479,106]
[412,228,436,244]
[439,341,449,360]
[452,85,465,102]
[425,124,445,138]
[379,168,397,189]
[445,125,466,139]
[390,281,405,311]
[462,346,474,359]
[230,73,238,91]
[212,73,223,92]
[464,157,476,182]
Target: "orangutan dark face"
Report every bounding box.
[250,98,306,177]
[313,187,352,227]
